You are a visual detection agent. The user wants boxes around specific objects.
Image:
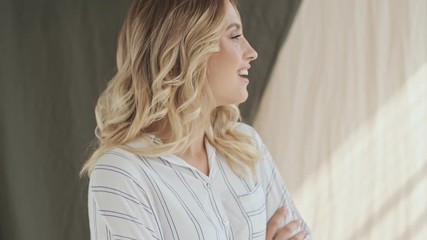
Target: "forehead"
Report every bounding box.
[224,0,241,27]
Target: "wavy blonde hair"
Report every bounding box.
[81,0,260,178]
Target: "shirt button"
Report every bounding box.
[205,182,211,189]
[223,219,229,225]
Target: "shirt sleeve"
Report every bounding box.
[87,150,162,240]
[247,126,313,239]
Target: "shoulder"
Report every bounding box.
[89,147,151,191]
[234,122,265,150]
[91,148,140,176]
[88,148,156,211]
[234,122,257,136]
[90,136,159,179]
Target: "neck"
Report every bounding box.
[174,131,209,175]
[178,132,206,156]
[146,112,212,175]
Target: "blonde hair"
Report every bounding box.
[81,0,260,178]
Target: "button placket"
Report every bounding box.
[222,219,229,226]
[223,218,233,240]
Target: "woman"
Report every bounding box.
[81,0,312,239]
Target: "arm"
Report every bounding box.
[246,126,312,239]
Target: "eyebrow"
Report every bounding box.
[226,23,242,31]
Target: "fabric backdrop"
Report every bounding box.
[0,0,300,239]
[255,0,427,239]
[0,1,131,239]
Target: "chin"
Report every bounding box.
[241,91,249,102]
[235,94,249,105]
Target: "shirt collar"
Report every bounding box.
[161,138,218,181]
[127,135,218,180]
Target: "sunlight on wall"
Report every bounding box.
[294,64,427,240]
[254,0,427,239]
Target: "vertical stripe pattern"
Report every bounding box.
[88,123,311,240]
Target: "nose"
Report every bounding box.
[244,38,258,61]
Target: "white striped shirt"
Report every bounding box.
[88,124,312,240]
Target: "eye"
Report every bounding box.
[231,34,242,40]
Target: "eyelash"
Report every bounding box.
[231,34,242,39]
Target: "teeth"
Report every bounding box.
[239,69,249,76]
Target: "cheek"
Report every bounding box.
[220,45,240,66]
[207,57,226,80]
[213,52,240,81]
[207,42,241,83]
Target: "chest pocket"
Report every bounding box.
[237,183,267,239]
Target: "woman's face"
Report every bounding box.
[207,1,258,107]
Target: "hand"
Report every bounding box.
[265,207,307,240]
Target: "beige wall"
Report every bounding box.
[254,0,427,239]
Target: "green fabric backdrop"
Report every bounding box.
[0,0,300,239]
[239,0,302,122]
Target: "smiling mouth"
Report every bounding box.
[238,69,249,79]
[238,74,249,83]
